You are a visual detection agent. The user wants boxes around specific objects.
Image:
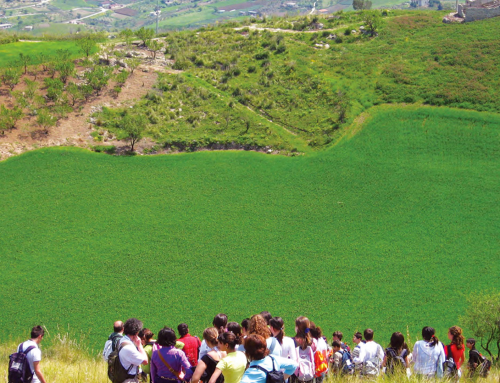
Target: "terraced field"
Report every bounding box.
[1,105,498,352]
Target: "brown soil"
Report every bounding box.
[0,50,179,161]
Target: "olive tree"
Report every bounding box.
[119,113,147,152]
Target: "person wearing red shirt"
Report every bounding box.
[445,326,466,375]
[177,323,202,367]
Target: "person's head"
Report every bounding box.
[124,318,143,337]
[249,314,271,339]
[389,332,405,351]
[213,313,228,335]
[218,331,240,352]
[260,311,272,325]
[333,331,343,342]
[466,338,476,350]
[157,327,177,347]
[31,326,44,342]
[245,334,269,361]
[332,340,341,352]
[269,317,284,345]
[178,323,189,337]
[364,329,374,341]
[353,332,362,344]
[422,326,438,347]
[227,322,242,339]
[203,327,219,348]
[295,316,312,348]
[114,321,124,333]
[448,326,465,350]
[241,318,250,336]
[138,328,154,345]
[310,323,323,340]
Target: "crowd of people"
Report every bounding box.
[8,313,491,383]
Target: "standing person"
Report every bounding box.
[192,328,226,383]
[208,332,247,383]
[269,317,297,362]
[103,321,124,361]
[150,327,193,383]
[260,312,272,326]
[139,328,156,382]
[412,326,445,378]
[444,326,466,378]
[310,325,328,383]
[177,323,202,367]
[240,335,298,383]
[237,319,250,352]
[353,329,384,376]
[294,316,315,383]
[117,318,149,383]
[350,332,364,375]
[246,314,282,357]
[381,332,410,376]
[199,314,228,361]
[465,338,489,378]
[11,326,47,383]
[332,331,350,353]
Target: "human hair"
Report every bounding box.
[31,326,44,339]
[245,334,269,361]
[466,338,476,349]
[260,311,272,325]
[354,332,363,340]
[203,327,219,347]
[241,318,250,331]
[332,340,341,348]
[227,322,242,341]
[124,318,143,336]
[422,326,439,347]
[270,317,284,345]
[218,331,240,350]
[249,314,271,339]
[138,328,154,341]
[333,331,343,340]
[157,327,177,347]
[310,323,322,339]
[213,313,228,334]
[295,316,312,348]
[389,332,405,352]
[114,321,124,333]
[178,323,189,337]
[364,329,374,341]
[449,326,465,350]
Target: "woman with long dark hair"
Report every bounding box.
[191,328,226,383]
[381,332,410,375]
[270,317,296,361]
[208,332,246,383]
[412,327,446,378]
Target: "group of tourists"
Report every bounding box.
[7,313,492,383]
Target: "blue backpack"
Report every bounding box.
[339,349,354,374]
[8,343,36,383]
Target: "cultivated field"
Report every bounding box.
[0,106,498,351]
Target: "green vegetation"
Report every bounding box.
[0,106,498,352]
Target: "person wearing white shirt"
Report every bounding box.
[117,318,149,383]
[16,326,47,383]
[270,317,297,363]
[351,332,364,375]
[353,329,384,376]
[199,314,228,361]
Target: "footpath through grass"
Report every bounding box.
[0,106,499,351]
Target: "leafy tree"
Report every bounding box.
[461,291,500,363]
[119,28,134,46]
[115,70,129,86]
[55,49,71,61]
[46,61,57,79]
[36,108,57,134]
[363,10,381,36]
[44,78,64,102]
[18,53,31,74]
[2,68,20,90]
[147,39,163,59]
[76,35,97,58]
[24,78,39,99]
[0,105,23,134]
[80,84,94,101]
[56,61,75,84]
[66,82,82,106]
[125,58,141,74]
[119,113,147,151]
[84,66,113,95]
[136,27,155,47]
[37,52,49,71]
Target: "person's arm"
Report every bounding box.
[459,349,465,367]
[436,344,445,378]
[191,359,207,383]
[208,368,223,383]
[354,345,365,365]
[33,361,47,383]
[180,350,193,381]
[130,335,149,364]
[381,355,387,368]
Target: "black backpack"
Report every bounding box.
[443,345,458,378]
[385,348,407,374]
[108,341,135,383]
[471,350,492,378]
[250,356,284,383]
[8,343,36,383]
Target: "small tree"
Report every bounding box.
[37,108,57,134]
[0,105,23,134]
[461,291,500,363]
[119,113,147,151]
[119,28,134,46]
[56,61,75,84]
[125,58,140,74]
[146,39,163,59]
[24,78,39,99]
[84,66,113,95]
[136,27,154,47]
[37,52,49,71]
[76,35,97,58]
[55,49,71,61]
[80,84,94,101]
[66,82,82,106]
[363,10,381,36]
[18,53,31,74]
[2,68,20,90]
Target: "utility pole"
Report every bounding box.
[155,0,159,35]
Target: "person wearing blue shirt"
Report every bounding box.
[241,334,298,383]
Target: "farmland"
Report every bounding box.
[0,105,499,352]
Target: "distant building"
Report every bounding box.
[24,25,34,30]
[218,9,226,12]
[285,2,298,8]
[109,3,120,9]
[0,23,13,29]
[239,10,246,14]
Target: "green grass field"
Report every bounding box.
[1,105,498,352]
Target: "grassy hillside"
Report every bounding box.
[1,106,499,351]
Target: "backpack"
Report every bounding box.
[295,346,315,382]
[339,349,354,375]
[314,350,328,377]
[8,343,36,383]
[110,333,123,351]
[103,340,113,361]
[443,345,458,378]
[385,348,407,374]
[108,341,135,383]
[471,350,492,378]
[250,356,284,383]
